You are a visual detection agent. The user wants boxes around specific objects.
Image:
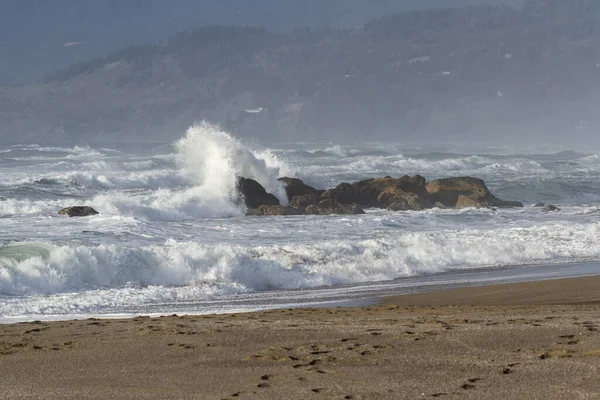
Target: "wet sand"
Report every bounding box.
[1,276,600,399]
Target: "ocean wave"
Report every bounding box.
[493,179,600,204]
[295,154,540,188]
[2,221,599,298]
[0,198,66,215]
[1,123,295,220]
[89,187,245,221]
[174,122,291,205]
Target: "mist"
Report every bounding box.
[1,0,599,149]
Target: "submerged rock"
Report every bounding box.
[534,202,546,207]
[236,177,280,209]
[426,177,523,208]
[58,206,99,217]
[542,204,560,212]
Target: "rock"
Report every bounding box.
[305,199,365,215]
[426,177,523,208]
[241,174,522,215]
[320,182,355,205]
[277,177,322,200]
[378,186,432,211]
[321,175,428,209]
[542,204,560,212]
[236,177,280,209]
[534,202,545,207]
[387,192,428,211]
[246,205,303,216]
[247,196,364,216]
[289,193,322,210]
[58,206,99,217]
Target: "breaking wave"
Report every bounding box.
[2,221,599,299]
[1,123,293,220]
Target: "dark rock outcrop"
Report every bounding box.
[278,177,322,200]
[58,206,99,217]
[384,191,429,211]
[246,205,303,216]
[320,182,355,205]
[321,175,428,209]
[426,177,523,208]
[236,177,280,209]
[238,174,522,216]
[245,199,364,216]
[289,193,322,210]
[305,199,365,215]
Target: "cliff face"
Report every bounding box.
[2,1,600,145]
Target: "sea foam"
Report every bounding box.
[2,221,599,299]
[1,123,293,221]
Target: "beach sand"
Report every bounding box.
[1,276,600,399]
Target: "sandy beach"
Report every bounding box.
[1,276,600,400]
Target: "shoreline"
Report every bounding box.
[1,276,600,399]
[3,261,600,324]
[382,274,600,307]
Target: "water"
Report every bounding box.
[1,123,600,321]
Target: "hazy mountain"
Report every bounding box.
[2,0,599,147]
[0,0,521,86]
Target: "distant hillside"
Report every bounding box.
[1,0,600,146]
[0,0,520,86]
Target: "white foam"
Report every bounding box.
[176,122,290,205]
[86,123,294,220]
[5,139,600,320]
[0,198,65,215]
[1,123,294,221]
[1,221,599,300]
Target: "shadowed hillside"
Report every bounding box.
[1,0,599,146]
[0,0,520,86]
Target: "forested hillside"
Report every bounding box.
[1,0,599,145]
[0,0,516,86]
